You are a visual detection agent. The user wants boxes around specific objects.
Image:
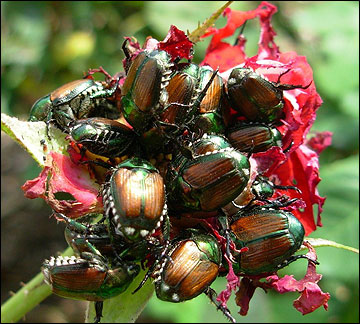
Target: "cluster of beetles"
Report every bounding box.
[28,35,315,323]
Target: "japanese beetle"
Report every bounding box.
[42,254,139,301]
[153,230,236,323]
[102,157,167,242]
[120,50,174,133]
[226,67,306,124]
[166,134,250,212]
[226,123,282,153]
[43,213,146,323]
[29,78,120,132]
[69,117,136,158]
[153,231,221,302]
[228,207,305,275]
[42,254,139,323]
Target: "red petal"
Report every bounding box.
[158,25,193,61]
[306,131,333,155]
[22,152,103,218]
[256,2,279,60]
[293,284,330,315]
[235,277,257,316]
[266,144,326,235]
[217,262,240,308]
[200,42,247,72]
[201,2,280,71]
[266,241,330,315]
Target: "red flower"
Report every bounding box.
[201,1,331,235]
[21,2,332,318]
[202,2,331,316]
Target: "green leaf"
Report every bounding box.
[1,113,69,166]
[86,268,155,323]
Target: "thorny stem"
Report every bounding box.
[1,247,73,323]
[188,1,233,43]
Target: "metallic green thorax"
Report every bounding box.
[115,156,158,172]
[251,178,275,200]
[192,232,222,265]
[94,263,140,300]
[192,111,225,134]
[28,95,52,121]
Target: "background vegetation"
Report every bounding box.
[1,1,358,322]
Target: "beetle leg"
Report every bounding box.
[94,301,103,323]
[265,197,299,209]
[273,184,302,194]
[204,287,236,323]
[233,20,247,46]
[132,239,172,294]
[276,254,319,271]
[225,228,236,263]
[132,263,154,294]
[79,158,113,170]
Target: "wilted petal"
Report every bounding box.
[306,131,333,155]
[201,3,278,71]
[22,152,103,218]
[266,241,330,314]
[266,143,326,235]
[293,283,330,315]
[217,262,240,308]
[235,277,257,316]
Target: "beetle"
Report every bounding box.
[226,123,282,153]
[152,229,236,323]
[29,77,120,133]
[102,157,168,243]
[120,49,174,134]
[225,67,309,124]
[69,117,136,159]
[226,207,308,275]
[166,134,250,213]
[42,213,141,323]
[42,254,139,323]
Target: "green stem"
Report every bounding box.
[1,247,73,323]
[303,238,359,253]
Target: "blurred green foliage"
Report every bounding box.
[1,1,358,323]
